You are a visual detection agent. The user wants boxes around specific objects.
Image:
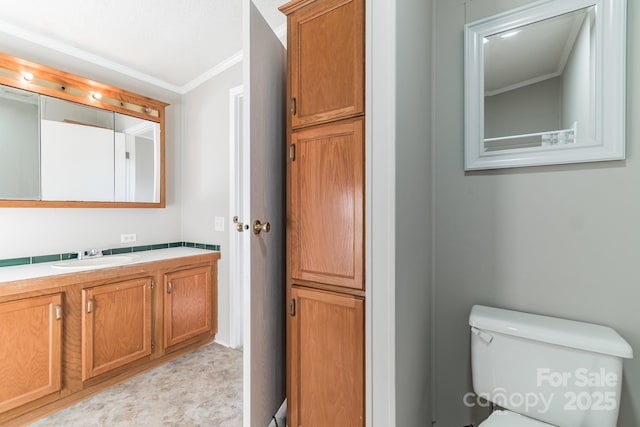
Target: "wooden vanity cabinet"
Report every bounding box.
[284,0,364,129]
[0,294,63,414]
[81,277,153,381]
[0,251,219,425]
[163,266,213,349]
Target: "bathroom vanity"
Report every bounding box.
[0,248,219,425]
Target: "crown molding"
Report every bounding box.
[0,19,182,93]
[0,18,287,96]
[179,51,243,93]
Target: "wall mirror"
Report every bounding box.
[464,0,626,170]
[0,53,167,207]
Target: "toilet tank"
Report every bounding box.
[469,305,633,427]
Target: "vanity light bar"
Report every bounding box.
[0,60,163,119]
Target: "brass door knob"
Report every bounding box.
[252,220,271,235]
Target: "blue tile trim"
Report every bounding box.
[0,241,220,269]
[0,257,31,268]
[111,247,133,255]
[32,254,62,264]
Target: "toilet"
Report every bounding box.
[469,305,633,427]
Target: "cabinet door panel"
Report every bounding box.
[290,287,364,426]
[164,266,212,348]
[289,0,364,127]
[290,118,364,289]
[0,294,62,413]
[82,278,152,380]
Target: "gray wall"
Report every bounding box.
[433,0,639,426]
[484,77,561,138]
[181,62,242,346]
[395,0,433,425]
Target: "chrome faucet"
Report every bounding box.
[77,249,103,260]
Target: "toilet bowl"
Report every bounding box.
[479,410,555,426]
[469,305,633,427]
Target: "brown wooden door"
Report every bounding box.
[0,294,62,413]
[288,0,364,128]
[82,277,152,381]
[290,118,364,290]
[289,287,364,427]
[163,266,212,348]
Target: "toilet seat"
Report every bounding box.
[479,410,556,427]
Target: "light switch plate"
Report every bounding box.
[214,217,225,232]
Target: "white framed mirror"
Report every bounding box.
[464,0,626,170]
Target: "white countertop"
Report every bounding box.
[0,247,219,284]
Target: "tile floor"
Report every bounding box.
[30,343,243,427]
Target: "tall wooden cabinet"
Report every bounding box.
[281,0,365,425]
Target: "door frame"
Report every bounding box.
[367,0,397,425]
[228,84,248,349]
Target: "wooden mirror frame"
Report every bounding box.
[0,52,168,208]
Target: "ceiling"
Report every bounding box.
[0,0,288,96]
[484,7,591,96]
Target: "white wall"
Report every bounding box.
[40,120,115,202]
[395,0,433,425]
[432,1,639,426]
[181,63,242,346]
[0,104,182,259]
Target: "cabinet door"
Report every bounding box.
[290,118,364,289]
[82,277,152,381]
[0,294,62,413]
[164,266,212,348]
[289,287,364,427]
[288,0,364,128]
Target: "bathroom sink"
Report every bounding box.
[52,255,139,270]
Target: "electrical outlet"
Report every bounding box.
[121,233,137,243]
[215,216,225,232]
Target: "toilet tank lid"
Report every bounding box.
[469,305,633,359]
